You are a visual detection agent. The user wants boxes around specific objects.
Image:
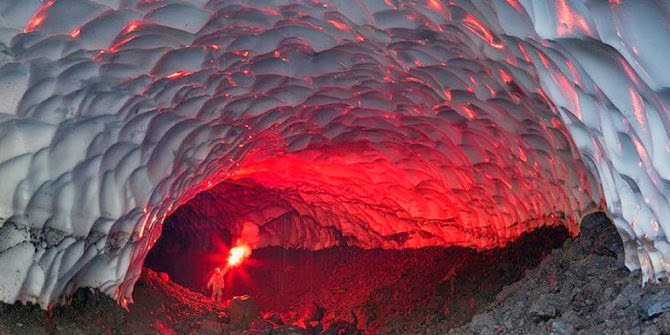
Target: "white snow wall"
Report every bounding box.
[0,0,667,309]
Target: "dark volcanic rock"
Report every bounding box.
[639,288,670,320]
[228,295,260,330]
[264,311,284,325]
[468,313,499,335]
[322,319,361,335]
[197,319,225,335]
[446,212,670,335]
[304,302,325,322]
[1,212,653,335]
[528,293,563,322]
[577,214,620,252]
[274,325,307,335]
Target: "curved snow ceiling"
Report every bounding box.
[0,0,667,308]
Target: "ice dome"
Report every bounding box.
[0,0,668,309]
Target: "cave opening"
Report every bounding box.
[0,0,669,334]
[144,177,572,332]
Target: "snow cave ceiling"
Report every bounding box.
[0,0,668,309]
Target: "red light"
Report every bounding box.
[555,0,592,36]
[25,15,45,32]
[499,69,513,83]
[462,14,504,50]
[227,244,251,267]
[24,0,54,33]
[629,87,646,129]
[166,71,192,79]
[383,0,398,10]
[125,21,141,34]
[427,0,443,11]
[463,105,476,120]
[505,0,523,12]
[327,19,351,31]
[70,27,81,39]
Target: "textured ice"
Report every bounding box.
[0,0,667,308]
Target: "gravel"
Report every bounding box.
[447,213,670,335]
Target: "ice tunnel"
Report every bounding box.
[0,0,668,309]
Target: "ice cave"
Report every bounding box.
[0,0,669,333]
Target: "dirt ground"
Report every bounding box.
[448,213,670,335]
[0,223,568,335]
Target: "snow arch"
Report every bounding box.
[0,0,667,308]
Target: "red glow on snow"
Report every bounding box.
[554,71,582,120]
[505,0,523,12]
[499,69,513,83]
[228,244,251,267]
[537,50,551,68]
[505,57,518,66]
[484,83,496,97]
[427,0,443,11]
[95,0,607,309]
[327,19,351,31]
[518,147,527,162]
[383,0,398,10]
[98,36,138,57]
[462,14,504,50]
[443,89,452,101]
[629,87,646,129]
[564,59,583,84]
[24,0,54,32]
[463,105,476,120]
[166,71,192,79]
[469,75,478,88]
[517,42,532,63]
[138,214,150,239]
[232,50,250,57]
[125,21,142,34]
[555,0,592,36]
[620,58,641,86]
[70,27,81,39]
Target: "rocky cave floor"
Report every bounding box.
[2,213,670,334]
[448,213,670,335]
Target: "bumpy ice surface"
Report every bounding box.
[0,0,667,309]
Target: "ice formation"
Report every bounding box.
[0,0,667,309]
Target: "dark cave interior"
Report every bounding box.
[144,179,571,333]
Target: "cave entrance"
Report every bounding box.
[144,178,571,333]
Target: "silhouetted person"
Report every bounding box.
[207,266,229,303]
